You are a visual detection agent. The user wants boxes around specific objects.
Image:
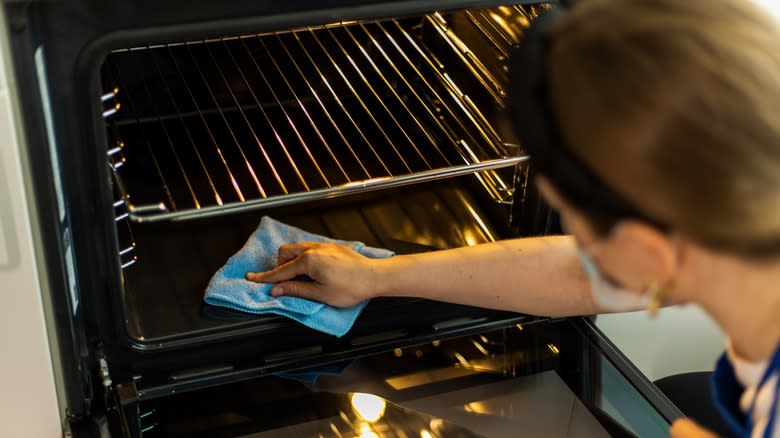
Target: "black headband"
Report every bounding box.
[508,7,667,231]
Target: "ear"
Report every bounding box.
[600,220,679,287]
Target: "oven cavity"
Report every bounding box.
[97,4,552,363]
[101,5,549,224]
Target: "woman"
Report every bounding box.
[248,0,780,436]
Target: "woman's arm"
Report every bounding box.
[247,235,601,317]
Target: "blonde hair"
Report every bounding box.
[548,0,780,254]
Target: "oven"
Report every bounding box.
[1,0,682,436]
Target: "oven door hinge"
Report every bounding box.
[97,351,138,437]
[100,352,155,437]
[60,352,113,437]
[114,382,142,438]
[62,422,72,438]
[114,382,156,437]
[98,355,113,389]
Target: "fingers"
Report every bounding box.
[247,256,308,283]
[277,242,323,265]
[270,280,322,301]
[670,419,719,438]
[247,242,324,283]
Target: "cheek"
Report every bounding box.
[596,247,655,291]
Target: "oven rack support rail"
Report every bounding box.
[125,155,528,222]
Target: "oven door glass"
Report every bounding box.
[135,317,680,438]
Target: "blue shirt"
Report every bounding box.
[713,342,780,437]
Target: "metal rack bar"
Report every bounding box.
[111,100,304,127]
[306,30,413,173]
[425,13,506,106]
[202,42,322,192]
[375,22,494,160]
[371,24,483,168]
[163,46,248,202]
[513,4,537,22]
[477,10,516,49]
[128,156,528,223]
[114,19,375,53]
[389,21,504,154]
[325,28,434,169]
[268,35,373,180]
[384,22,512,203]
[183,43,267,198]
[126,49,202,209]
[342,26,451,166]
[360,22,511,202]
[287,32,393,176]
[226,39,340,186]
[358,24,458,165]
[465,11,511,58]
[203,42,298,192]
[146,48,224,206]
[379,21,516,199]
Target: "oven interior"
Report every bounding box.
[97,2,556,392]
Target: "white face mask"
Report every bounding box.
[576,249,652,312]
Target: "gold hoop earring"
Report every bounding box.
[644,281,668,318]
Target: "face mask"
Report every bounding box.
[576,249,653,312]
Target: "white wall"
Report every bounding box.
[0,11,61,437]
[753,0,780,19]
[596,305,724,381]
[0,150,61,438]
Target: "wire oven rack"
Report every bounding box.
[102,6,544,223]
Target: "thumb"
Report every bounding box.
[271,280,322,301]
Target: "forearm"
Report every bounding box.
[374,235,599,317]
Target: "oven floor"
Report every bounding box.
[121,181,512,350]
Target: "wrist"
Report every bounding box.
[368,255,408,298]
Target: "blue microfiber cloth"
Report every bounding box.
[204,216,394,337]
[276,360,353,384]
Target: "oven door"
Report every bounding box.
[75,317,683,437]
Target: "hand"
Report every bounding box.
[246,242,387,307]
[670,419,720,438]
